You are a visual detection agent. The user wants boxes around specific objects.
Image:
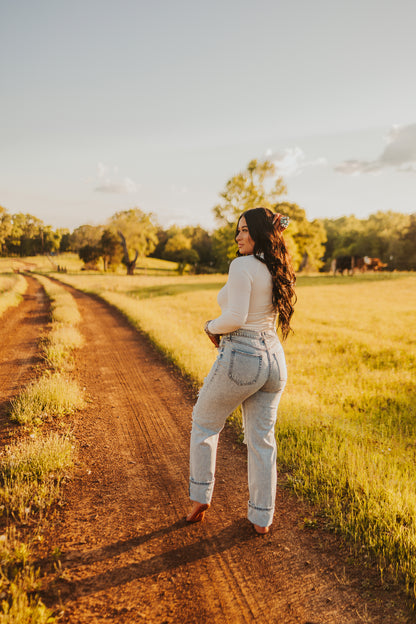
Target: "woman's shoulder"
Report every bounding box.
[230,254,260,266]
[230,255,263,269]
[229,255,252,270]
[229,255,264,277]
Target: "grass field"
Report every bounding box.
[0,253,178,276]
[0,272,27,318]
[50,268,416,597]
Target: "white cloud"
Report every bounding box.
[268,147,327,177]
[94,162,139,193]
[335,123,416,175]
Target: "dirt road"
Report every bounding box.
[1,277,413,623]
[0,276,49,444]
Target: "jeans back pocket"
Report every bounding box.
[228,348,262,386]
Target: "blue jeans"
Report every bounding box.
[189,328,287,528]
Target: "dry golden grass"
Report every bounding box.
[0,273,27,318]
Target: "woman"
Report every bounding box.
[186,207,296,534]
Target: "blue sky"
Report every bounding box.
[1,0,416,232]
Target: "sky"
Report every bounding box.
[1,0,416,233]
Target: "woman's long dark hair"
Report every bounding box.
[236,207,296,340]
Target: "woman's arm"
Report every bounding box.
[207,258,252,335]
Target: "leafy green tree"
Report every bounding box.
[70,224,104,251]
[5,213,44,256]
[163,230,200,273]
[322,211,411,270]
[78,244,101,269]
[213,159,287,226]
[211,223,238,272]
[182,226,215,269]
[275,202,327,271]
[100,229,123,271]
[363,211,410,263]
[109,208,159,275]
[42,226,61,254]
[392,213,416,270]
[151,227,169,259]
[58,229,71,252]
[212,159,287,269]
[0,206,12,255]
[322,215,364,267]
[163,231,193,260]
[152,225,214,272]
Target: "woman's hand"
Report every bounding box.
[204,321,221,348]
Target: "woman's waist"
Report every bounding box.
[220,328,282,352]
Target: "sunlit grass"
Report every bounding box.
[0,253,83,274]
[55,270,416,597]
[33,274,83,371]
[0,432,74,520]
[0,273,27,318]
[8,253,179,276]
[0,527,55,623]
[10,373,85,427]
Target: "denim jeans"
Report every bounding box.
[189,328,287,528]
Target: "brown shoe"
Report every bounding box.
[253,524,270,534]
[186,502,210,523]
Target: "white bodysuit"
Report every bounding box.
[207,255,277,335]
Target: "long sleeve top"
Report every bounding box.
[207,255,277,335]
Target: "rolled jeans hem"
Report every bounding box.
[189,478,215,505]
[247,501,274,528]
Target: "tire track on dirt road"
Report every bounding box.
[0,275,49,445]
[40,284,413,624]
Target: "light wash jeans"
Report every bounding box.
[189,328,287,528]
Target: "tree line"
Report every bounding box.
[1,159,415,273]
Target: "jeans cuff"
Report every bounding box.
[247,500,274,528]
[189,478,215,505]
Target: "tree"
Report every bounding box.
[275,202,327,272]
[58,229,71,252]
[78,244,101,269]
[182,226,215,269]
[70,224,104,251]
[100,229,123,271]
[109,208,158,275]
[321,211,411,271]
[0,206,12,255]
[152,225,214,272]
[214,159,287,226]
[163,231,192,260]
[5,213,44,256]
[42,226,61,254]
[162,230,200,273]
[212,159,287,270]
[151,227,170,259]
[394,213,416,270]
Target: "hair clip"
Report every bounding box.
[273,213,290,231]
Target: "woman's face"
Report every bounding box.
[236,216,255,256]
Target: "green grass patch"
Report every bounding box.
[0,528,55,622]
[0,432,74,521]
[10,373,84,427]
